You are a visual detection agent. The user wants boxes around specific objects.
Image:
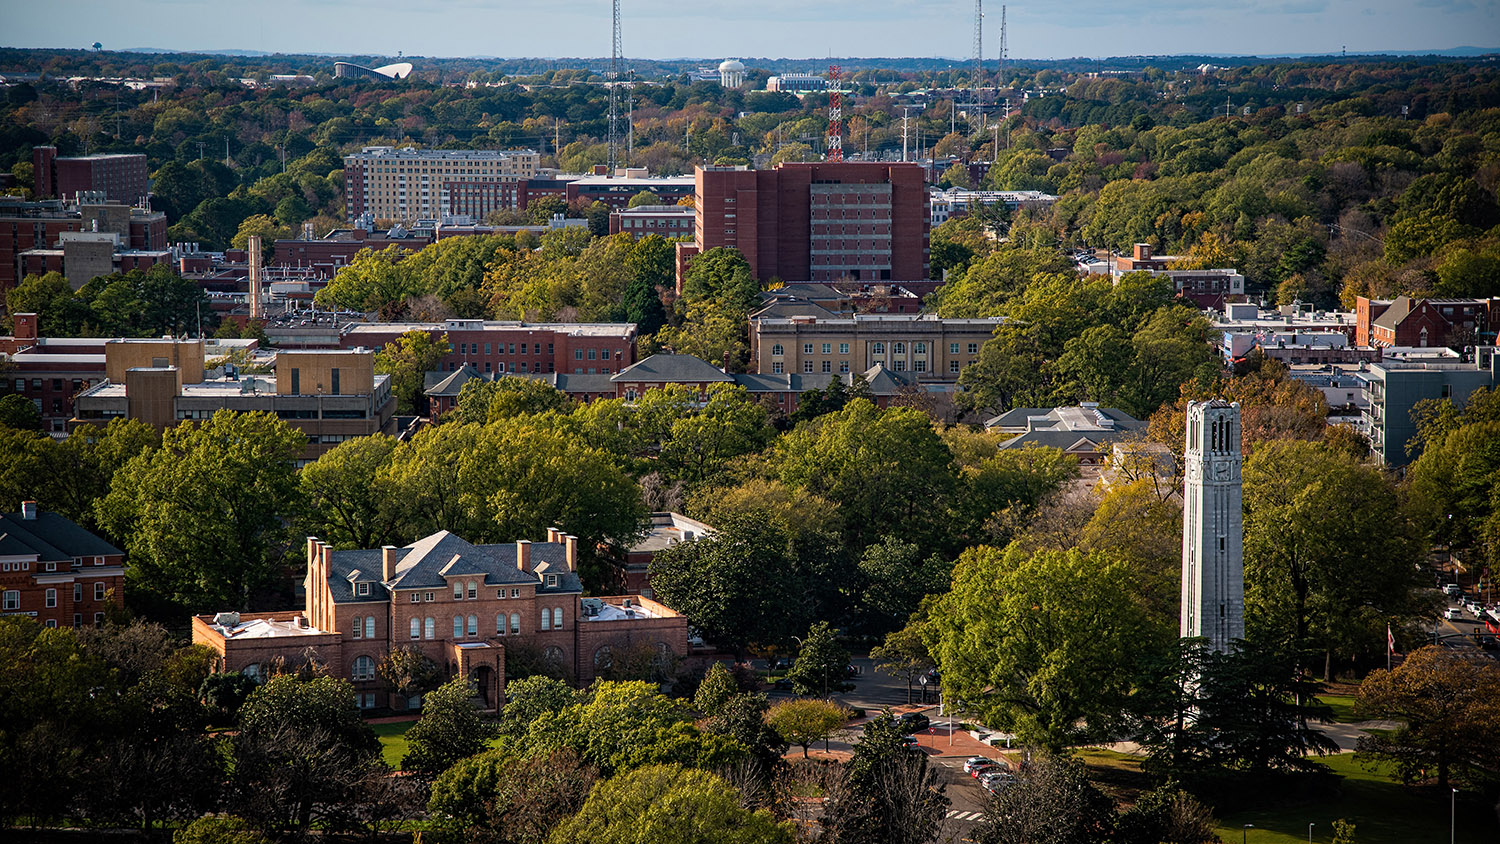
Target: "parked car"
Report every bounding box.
[897,712,930,733]
[1444,607,1464,620]
[971,762,1002,779]
[963,756,992,775]
[898,735,920,750]
[772,677,795,691]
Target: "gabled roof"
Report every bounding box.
[613,353,735,384]
[0,511,122,561]
[426,364,485,397]
[325,530,582,604]
[1371,296,1414,332]
[750,299,839,320]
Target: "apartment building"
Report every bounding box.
[33,146,150,207]
[749,313,1001,378]
[344,146,542,224]
[1363,346,1499,467]
[342,318,638,376]
[0,502,125,630]
[1356,295,1499,349]
[194,530,690,710]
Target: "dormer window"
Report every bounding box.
[545,574,558,588]
[356,582,370,597]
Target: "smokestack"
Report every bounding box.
[564,535,578,572]
[248,234,264,321]
[516,540,532,572]
[382,545,398,582]
[20,500,37,521]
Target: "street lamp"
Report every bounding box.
[1243,824,1253,844]
[1451,787,1458,844]
[1308,822,1314,844]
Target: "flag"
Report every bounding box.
[1387,624,1395,654]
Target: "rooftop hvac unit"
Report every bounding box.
[213,612,240,628]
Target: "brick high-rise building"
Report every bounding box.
[343,146,541,225]
[0,196,168,296]
[33,146,150,207]
[691,162,929,284]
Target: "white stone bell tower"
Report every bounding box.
[1180,399,1244,653]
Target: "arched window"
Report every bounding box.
[467,581,477,600]
[410,618,420,639]
[364,617,374,639]
[424,617,435,639]
[352,655,376,681]
[453,582,463,600]
[497,614,506,635]
[510,613,521,634]
[594,645,613,671]
[913,342,926,354]
[543,646,565,665]
[872,342,885,354]
[553,606,565,629]
[892,342,905,355]
[467,614,478,636]
[242,663,263,683]
[771,344,784,356]
[453,615,464,638]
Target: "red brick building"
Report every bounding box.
[195,530,689,710]
[1357,295,1500,348]
[33,147,150,207]
[0,502,125,630]
[692,162,929,284]
[0,196,167,297]
[610,204,695,238]
[342,319,638,377]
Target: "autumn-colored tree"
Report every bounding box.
[765,698,850,758]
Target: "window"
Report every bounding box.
[485,343,492,355]
[950,360,961,373]
[594,645,613,671]
[454,582,463,600]
[511,588,520,598]
[497,614,506,635]
[242,663,263,683]
[356,581,370,596]
[894,360,907,371]
[424,592,434,602]
[290,368,300,394]
[331,368,341,395]
[45,619,56,629]
[453,616,464,638]
[772,362,783,374]
[553,606,564,629]
[425,617,435,639]
[821,343,832,354]
[497,589,505,599]
[575,350,584,360]
[365,616,374,639]
[803,361,814,373]
[968,343,979,354]
[468,581,477,599]
[410,618,421,639]
[872,342,885,354]
[468,615,478,636]
[840,343,849,354]
[352,656,376,681]
[94,582,105,601]
[840,361,850,372]
[45,588,56,608]
[510,613,521,634]
[546,574,558,588]
[73,614,82,628]
[822,360,832,372]
[892,342,905,355]
[803,343,814,355]
[541,608,552,630]
[914,360,927,372]
[410,593,420,603]
[914,342,926,355]
[950,343,960,354]
[771,344,784,357]
[352,616,363,638]
[74,583,82,602]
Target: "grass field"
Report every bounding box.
[1214,753,1497,844]
[1313,694,1362,724]
[371,720,414,768]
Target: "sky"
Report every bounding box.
[3,0,1497,62]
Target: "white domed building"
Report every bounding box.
[718,59,745,89]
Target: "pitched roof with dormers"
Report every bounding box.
[324,530,582,604]
[613,353,736,383]
[0,511,122,562]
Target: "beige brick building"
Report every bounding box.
[749,313,1004,379]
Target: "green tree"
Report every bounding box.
[856,537,950,636]
[315,245,421,317]
[498,675,576,736]
[659,384,773,484]
[402,676,495,777]
[1407,415,1500,570]
[926,545,1167,750]
[429,747,598,843]
[765,698,850,758]
[972,754,1116,844]
[694,661,740,716]
[787,621,854,697]
[871,625,936,705]
[230,214,290,259]
[628,189,663,208]
[546,764,794,844]
[1355,645,1500,791]
[0,394,41,430]
[298,435,400,550]
[96,411,304,614]
[375,329,451,414]
[232,675,383,836]
[377,646,446,711]
[705,692,788,774]
[447,375,575,425]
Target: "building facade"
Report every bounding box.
[343,146,542,225]
[1180,400,1245,654]
[1,195,168,295]
[609,204,695,238]
[749,313,999,378]
[0,502,125,630]
[194,530,690,711]
[1363,346,1499,467]
[1356,295,1499,349]
[342,319,638,377]
[33,146,150,207]
[693,162,929,284]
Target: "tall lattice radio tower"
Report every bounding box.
[825,66,843,161]
[608,0,623,171]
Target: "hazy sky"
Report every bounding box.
[4,0,1496,61]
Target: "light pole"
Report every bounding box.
[1308,822,1314,843]
[1451,787,1458,844]
[1243,824,1253,844]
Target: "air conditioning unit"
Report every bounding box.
[213,612,240,628]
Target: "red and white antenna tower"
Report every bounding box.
[825,65,843,162]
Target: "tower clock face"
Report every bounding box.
[1213,461,1231,480]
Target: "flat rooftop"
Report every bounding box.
[344,321,636,337]
[206,615,329,639]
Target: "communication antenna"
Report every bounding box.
[972,0,983,93]
[997,5,1007,88]
[608,0,623,171]
[825,66,843,161]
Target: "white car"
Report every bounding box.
[962,756,992,775]
[1444,607,1464,620]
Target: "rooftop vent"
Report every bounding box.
[212,611,240,628]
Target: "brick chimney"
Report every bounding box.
[516,539,532,572]
[13,313,38,343]
[381,545,398,582]
[564,535,578,572]
[20,500,37,520]
[547,527,561,543]
[1133,243,1152,262]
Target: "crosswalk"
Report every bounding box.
[946,810,985,822]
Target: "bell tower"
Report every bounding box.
[1181,400,1244,652]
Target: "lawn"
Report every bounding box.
[371,720,415,768]
[1214,753,1498,844]
[1313,693,1362,724]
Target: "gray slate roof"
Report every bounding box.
[0,511,122,561]
[614,353,735,383]
[326,530,583,605]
